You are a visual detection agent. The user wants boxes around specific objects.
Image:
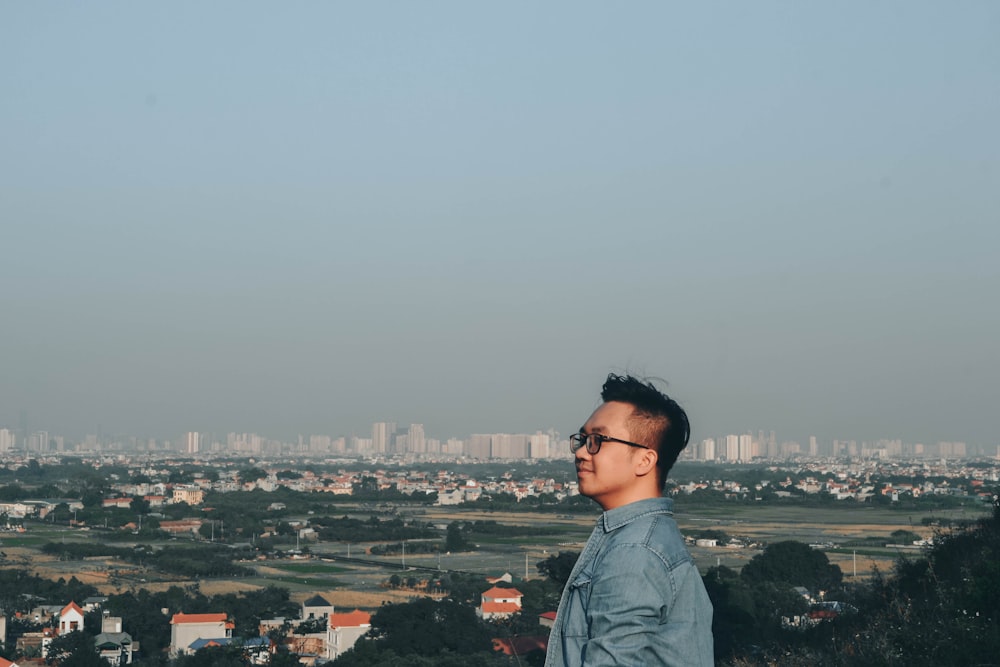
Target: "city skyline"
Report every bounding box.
[3,4,998,449]
[1,418,996,461]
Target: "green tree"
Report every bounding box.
[358,597,494,658]
[740,540,843,592]
[238,467,268,485]
[537,551,579,587]
[131,497,151,515]
[444,522,469,552]
[46,630,106,667]
[889,529,921,544]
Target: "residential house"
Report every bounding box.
[94,613,136,665]
[171,485,204,506]
[58,602,85,634]
[477,586,523,620]
[301,594,333,621]
[102,497,134,510]
[169,612,233,657]
[327,610,371,661]
[157,519,203,536]
[82,596,109,613]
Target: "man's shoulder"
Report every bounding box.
[602,498,691,562]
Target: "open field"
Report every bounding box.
[1,501,989,607]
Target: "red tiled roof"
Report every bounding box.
[329,610,371,628]
[482,601,521,614]
[60,602,84,617]
[171,612,229,625]
[482,586,522,599]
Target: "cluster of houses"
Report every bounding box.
[0,575,552,665]
[675,468,996,503]
[0,595,372,666]
[0,599,135,666]
[4,453,997,528]
[103,468,576,508]
[88,455,1000,509]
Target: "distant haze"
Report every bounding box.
[2,3,998,447]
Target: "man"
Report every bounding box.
[544,373,714,666]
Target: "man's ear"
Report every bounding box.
[634,448,658,477]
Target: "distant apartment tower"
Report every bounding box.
[0,428,14,453]
[309,435,332,454]
[467,434,493,459]
[809,436,818,457]
[407,424,426,453]
[444,438,465,456]
[228,432,262,454]
[529,433,550,459]
[738,434,753,462]
[371,422,395,454]
[938,441,966,458]
[765,431,779,458]
[701,438,716,461]
[492,434,529,459]
[351,436,373,454]
[725,435,740,461]
[29,430,49,452]
[185,432,200,454]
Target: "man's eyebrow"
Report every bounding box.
[585,426,608,434]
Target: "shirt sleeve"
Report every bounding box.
[582,543,709,666]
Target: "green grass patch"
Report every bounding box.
[269,562,350,574]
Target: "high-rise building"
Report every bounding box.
[228,432,263,454]
[309,435,332,454]
[407,424,426,453]
[351,437,373,454]
[185,432,200,454]
[725,435,740,461]
[371,422,395,454]
[529,433,550,459]
[467,434,492,459]
[701,438,716,461]
[444,438,465,456]
[0,428,14,452]
[29,431,49,452]
[490,434,529,459]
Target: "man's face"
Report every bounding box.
[575,401,647,511]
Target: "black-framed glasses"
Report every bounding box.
[569,432,650,455]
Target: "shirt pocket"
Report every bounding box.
[563,575,592,638]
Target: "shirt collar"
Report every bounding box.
[600,496,674,532]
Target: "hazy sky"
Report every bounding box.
[2,2,998,447]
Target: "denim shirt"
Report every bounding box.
[544,497,714,666]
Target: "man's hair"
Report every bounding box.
[600,373,690,488]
